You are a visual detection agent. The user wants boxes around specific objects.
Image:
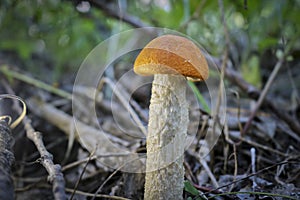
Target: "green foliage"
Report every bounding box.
[0,0,103,80]
[241,55,262,88]
[1,0,300,83]
[184,180,199,195]
[184,180,205,200]
[188,81,211,114]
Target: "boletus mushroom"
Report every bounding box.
[134,34,208,200]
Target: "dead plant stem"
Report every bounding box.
[242,57,285,134]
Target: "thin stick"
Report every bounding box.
[229,144,238,192]
[62,152,130,171]
[250,147,257,189]
[213,0,229,131]
[229,131,287,157]
[208,191,298,200]
[91,157,137,200]
[100,77,148,136]
[0,66,72,100]
[204,160,296,195]
[70,149,96,200]
[188,150,219,188]
[207,54,300,134]
[199,157,219,188]
[65,188,130,200]
[242,58,285,134]
[211,0,230,143]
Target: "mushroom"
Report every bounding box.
[134,34,209,200]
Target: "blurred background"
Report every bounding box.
[1,0,299,87]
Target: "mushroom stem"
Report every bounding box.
[144,74,188,200]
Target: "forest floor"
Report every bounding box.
[0,60,299,200]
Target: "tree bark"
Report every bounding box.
[0,120,15,200]
[144,74,188,200]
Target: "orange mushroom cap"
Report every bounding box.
[134,34,209,81]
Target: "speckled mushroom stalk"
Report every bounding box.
[145,74,188,199]
[134,35,208,200]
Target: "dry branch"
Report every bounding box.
[242,57,284,134]
[207,56,300,135]
[87,0,148,28]
[27,98,144,173]
[23,119,67,200]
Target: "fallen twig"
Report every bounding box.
[204,160,297,196]
[229,131,288,157]
[187,150,219,188]
[65,187,130,200]
[98,77,147,136]
[62,153,131,172]
[242,57,285,134]
[27,97,144,173]
[70,149,95,200]
[0,66,72,100]
[3,81,67,200]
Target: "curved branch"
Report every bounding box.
[87,0,148,28]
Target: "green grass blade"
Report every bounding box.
[188,81,210,114]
